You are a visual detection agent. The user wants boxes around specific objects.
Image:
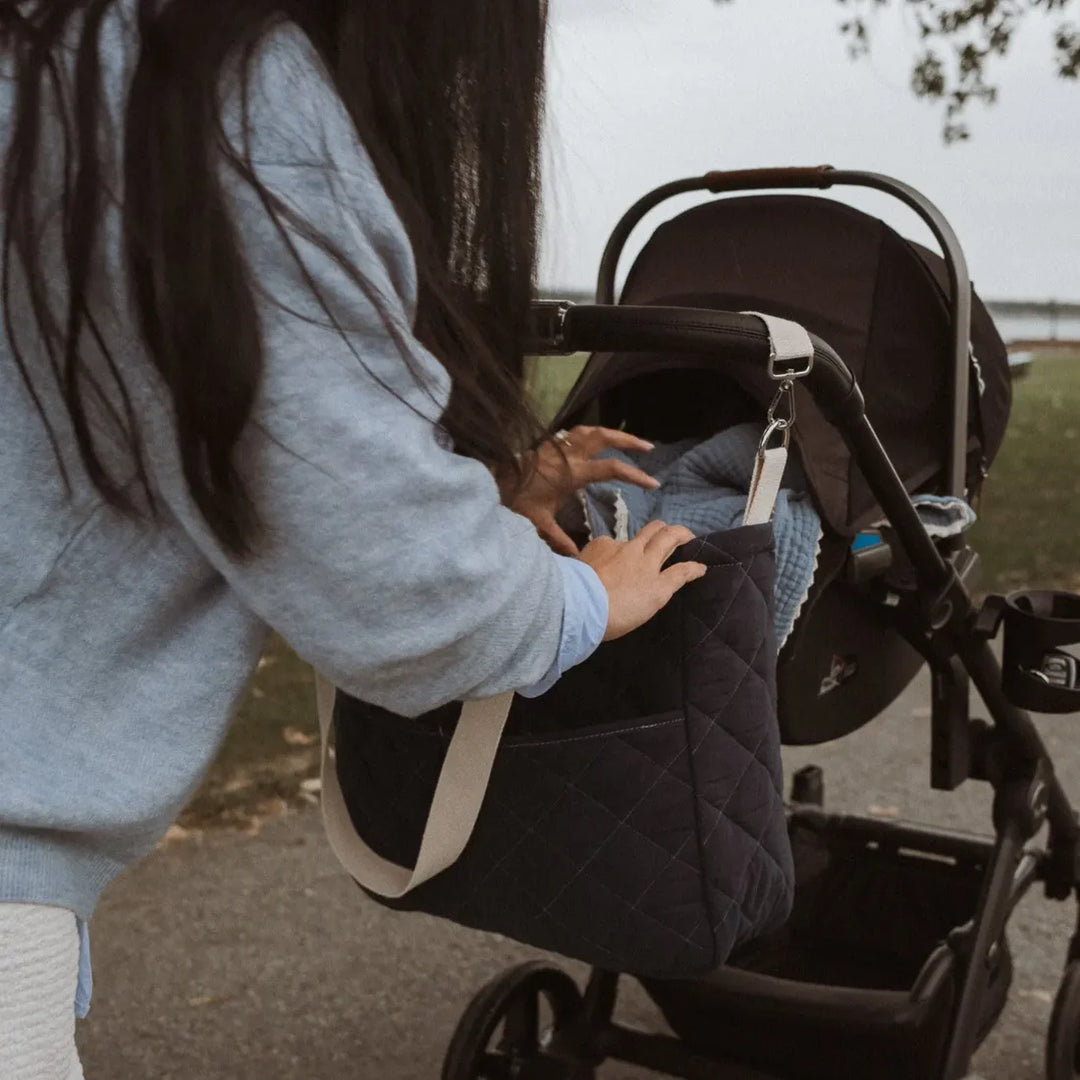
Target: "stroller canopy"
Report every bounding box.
[563,194,1011,535]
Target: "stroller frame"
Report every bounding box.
[444,168,1080,1080]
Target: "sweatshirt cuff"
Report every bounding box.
[516,556,608,699]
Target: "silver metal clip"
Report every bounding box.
[760,378,797,452]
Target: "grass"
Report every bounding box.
[181,352,1080,827]
[525,354,588,425]
[970,353,1080,595]
[178,631,319,829]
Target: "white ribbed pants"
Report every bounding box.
[0,904,85,1080]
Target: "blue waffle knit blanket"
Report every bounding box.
[572,424,823,647]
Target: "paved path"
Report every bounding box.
[76,670,1080,1079]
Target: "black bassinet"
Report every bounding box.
[554,190,1012,746]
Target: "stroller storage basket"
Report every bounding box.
[643,812,1012,1080]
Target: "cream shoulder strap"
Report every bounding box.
[314,674,514,899]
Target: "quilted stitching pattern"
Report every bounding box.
[334,523,794,978]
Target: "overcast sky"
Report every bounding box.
[540,0,1080,302]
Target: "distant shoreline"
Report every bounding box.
[986,301,1080,318]
[1007,340,1080,352]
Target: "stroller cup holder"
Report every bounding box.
[988,591,1080,714]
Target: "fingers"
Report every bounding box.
[577,458,660,491]
[539,426,659,500]
[639,521,696,564]
[538,516,580,557]
[660,561,708,596]
[632,520,670,547]
[564,425,655,458]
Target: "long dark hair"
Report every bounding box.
[0,0,549,557]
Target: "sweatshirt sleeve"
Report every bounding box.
[517,557,608,699]
[133,23,587,718]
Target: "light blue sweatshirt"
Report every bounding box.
[0,4,607,991]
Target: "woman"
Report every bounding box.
[0,1,705,1074]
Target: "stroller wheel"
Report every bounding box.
[1047,961,1080,1079]
[442,961,595,1080]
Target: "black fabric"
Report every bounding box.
[909,241,1012,476]
[776,537,924,746]
[643,818,1013,1079]
[559,194,1011,536]
[591,367,761,447]
[333,527,795,978]
[847,225,956,524]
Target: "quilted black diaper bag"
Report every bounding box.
[315,521,795,979]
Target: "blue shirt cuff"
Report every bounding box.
[517,556,608,699]
[75,917,92,1018]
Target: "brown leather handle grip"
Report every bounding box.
[703,165,835,193]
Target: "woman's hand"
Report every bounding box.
[504,425,660,555]
[579,522,707,641]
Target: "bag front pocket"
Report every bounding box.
[335,703,719,977]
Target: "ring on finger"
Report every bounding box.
[553,429,573,449]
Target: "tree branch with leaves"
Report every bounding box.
[716,0,1080,142]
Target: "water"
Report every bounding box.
[988,310,1080,344]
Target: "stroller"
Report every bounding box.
[439,167,1080,1080]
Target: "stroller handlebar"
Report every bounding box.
[528,301,863,424]
[529,297,959,608]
